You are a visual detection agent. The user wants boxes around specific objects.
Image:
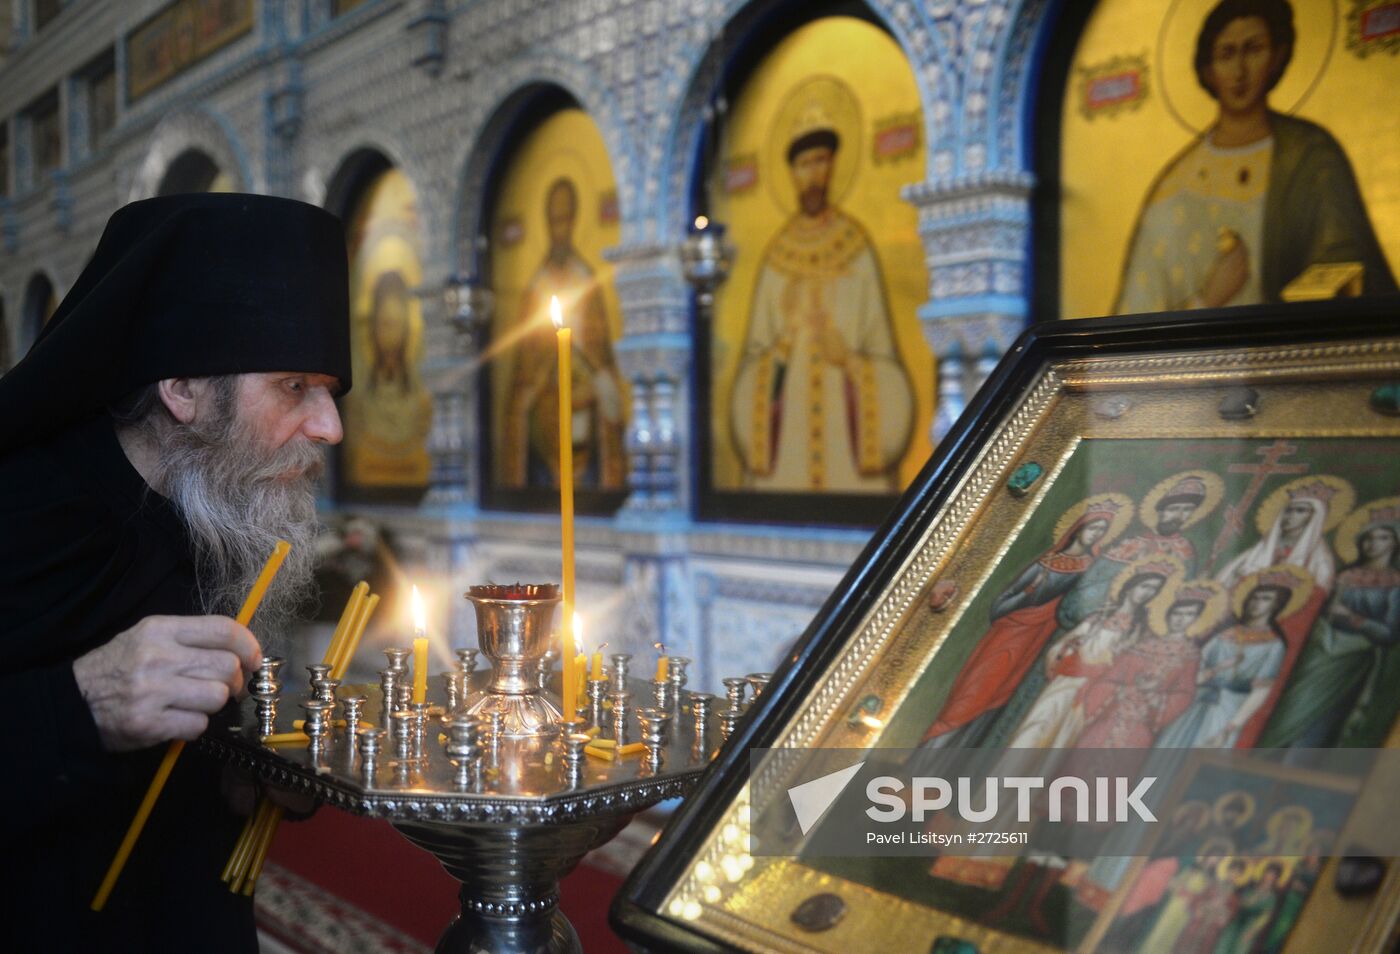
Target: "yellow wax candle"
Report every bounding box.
[590,651,604,680]
[331,592,379,681]
[656,655,669,682]
[93,540,290,912]
[575,653,587,700]
[413,639,428,704]
[323,581,368,667]
[411,585,428,704]
[554,295,578,719]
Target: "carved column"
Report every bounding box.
[903,173,1034,442]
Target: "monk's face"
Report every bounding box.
[235,372,344,466]
[1206,16,1280,115]
[789,146,834,216]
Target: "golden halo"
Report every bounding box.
[1157,0,1338,137]
[1265,805,1313,845]
[1053,492,1136,549]
[1334,496,1400,566]
[1108,553,1185,606]
[765,75,862,215]
[1148,578,1228,639]
[1230,564,1314,620]
[1140,470,1225,532]
[1254,475,1356,536]
[1214,790,1257,829]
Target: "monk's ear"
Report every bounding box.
[156,378,199,424]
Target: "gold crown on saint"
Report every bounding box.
[1257,569,1300,591]
[1365,505,1400,526]
[1287,480,1339,506]
[791,102,837,142]
[1175,584,1217,604]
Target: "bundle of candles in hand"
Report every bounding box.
[221,579,382,894]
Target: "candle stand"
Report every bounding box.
[201,584,725,954]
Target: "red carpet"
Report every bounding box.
[266,808,629,952]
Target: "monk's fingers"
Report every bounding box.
[173,648,245,695]
[158,708,213,743]
[161,616,262,671]
[164,675,233,715]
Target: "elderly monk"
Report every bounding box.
[0,194,350,951]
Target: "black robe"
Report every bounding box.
[0,413,255,952]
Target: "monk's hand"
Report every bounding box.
[1197,236,1249,309]
[72,615,262,752]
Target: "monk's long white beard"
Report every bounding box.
[150,401,323,649]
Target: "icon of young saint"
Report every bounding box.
[1004,556,1184,751]
[1114,0,1397,314]
[1257,499,1400,747]
[918,493,1133,748]
[501,177,627,491]
[1155,565,1313,749]
[1126,836,1238,952]
[729,102,913,492]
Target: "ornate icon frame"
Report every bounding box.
[613,299,1400,952]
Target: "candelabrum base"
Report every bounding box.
[394,813,632,954]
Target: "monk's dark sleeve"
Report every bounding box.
[0,447,146,828]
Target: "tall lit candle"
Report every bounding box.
[553,295,579,717]
[411,585,428,705]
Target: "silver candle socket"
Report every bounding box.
[300,698,333,759]
[722,676,748,711]
[444,715,483,789]
[355,726,384,780]
[688,692,715,761]
[745,673,772,707]
[312,677,340,705]
[561,732,590,785]
[340,694,368,734]
[250,656,284,738]
[379,667,400,724]
[652,678,673,710]
[455,647,479,673]
[586,679,608,730]
[306,663,331,695]
[443,670,466,714]
[666,656,691,695]
[394,683,413,714]
[384,647,411,675]
[487,710,506,749]
[609,687,631,742]
[635,707,672,772]
[719,706,742,741]
[608,653,632,685]
[411,701,431,754]
[392,710,415,759]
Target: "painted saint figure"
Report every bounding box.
[502,177,627,490]
[730,102,913,492]
[1115,0,1397,314]
[1155,567,1309,749]
[1258,501,1400,747]
[919,494,1131,748]
[1005,558,1179,750]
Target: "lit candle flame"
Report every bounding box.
[549,294,563,329]
[411,584,426,636]
[694,215,709,231]
[858,714,884,731]
[572,611,582,652]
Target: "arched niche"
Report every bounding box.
[471,88,629,518]
[1036,0,1400,320]
[691,3,934,526]
[326,148,433,504]
[156,148,234,195]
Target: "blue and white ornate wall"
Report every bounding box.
[0,0,1066,691]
